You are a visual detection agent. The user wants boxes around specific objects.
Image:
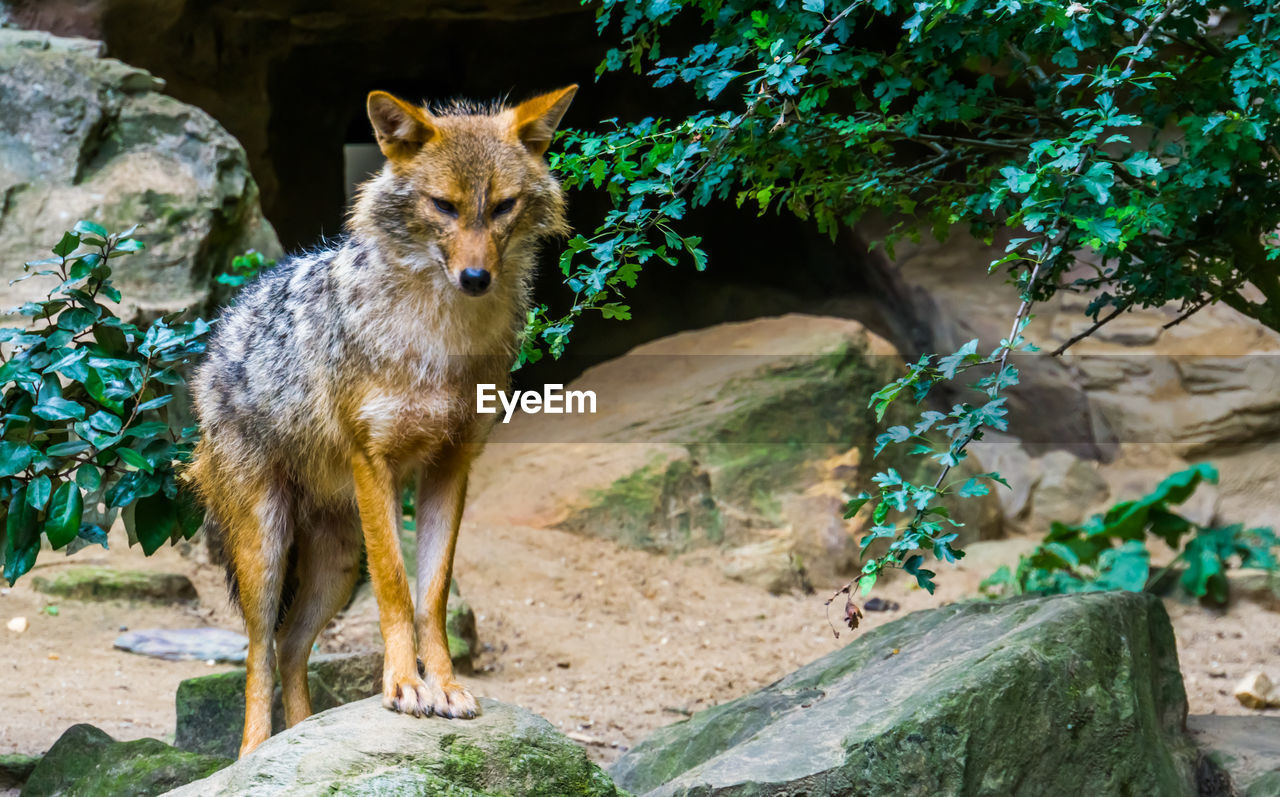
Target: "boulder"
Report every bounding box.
[32,567,196,604]
[19,724,229,797]
[611,591,1197,797]
[0,753,39,791]
[174,651,383,760]
[165,696,623,796]
[470,315,1005,589]
[1189,715,1280,797]
[1024,449,1110,531]
[0,27,279,319]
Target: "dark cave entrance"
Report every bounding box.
[22,0,889,386]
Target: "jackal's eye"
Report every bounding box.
[432,197,458,217]
[492,198,517,217]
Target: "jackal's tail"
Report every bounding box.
[201,512,298,630]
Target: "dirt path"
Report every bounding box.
[3,521,1276,768]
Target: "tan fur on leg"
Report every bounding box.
[225,481,292,757]
[351,452,433,716]
[274,510,361,728]
[414,448,479,719]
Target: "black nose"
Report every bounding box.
[459,268,491,296]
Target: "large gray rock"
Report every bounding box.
[165,696,622,796]
[611,591,1197,797]
[0,27,279,318]
[20,724,229,797]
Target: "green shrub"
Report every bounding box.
[214,250,273,290]
[981,464,1278,604]
[0,223,207,585]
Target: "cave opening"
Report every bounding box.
[34,1,888,385]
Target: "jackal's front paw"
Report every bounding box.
[425,678,479,719]
[383,673,436,718]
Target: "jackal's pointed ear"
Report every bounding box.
[512,85,578,157]
[368,91,436,161]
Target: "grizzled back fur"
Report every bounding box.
[186,86,578,603]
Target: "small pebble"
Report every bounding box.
[7,616,28,633]
[1234,670,1275,709]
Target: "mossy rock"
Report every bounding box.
[174,651,384,760]
[564,451,721,552]
[611,591,1197,797]
[166,697,624,796]
[0,753,40,790]
[20,724,229,797]
[562,338,897,553]
[31,567,197,604]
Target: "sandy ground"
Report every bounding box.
[2,520,1277,771]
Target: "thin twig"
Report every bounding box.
[1123,1,1181,75]
[1050,303,1127,356]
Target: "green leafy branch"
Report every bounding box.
[0,223,206,585]
[982,464,1279,604]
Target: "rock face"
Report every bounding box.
[611,591,1197,797]
[19,724,229,797]
[167,696,622,796]
[0,27,279,318]
[32,567,197,604]
[860,225,1279,530]
[471,315,1005,590]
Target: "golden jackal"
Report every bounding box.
[187,85,577,756]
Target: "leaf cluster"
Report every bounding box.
[530,0,1280,593]
[0,223,206,585]
[981,464,1279,603]
[214,250,274,290]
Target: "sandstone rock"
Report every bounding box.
[20,724,229,797]
[858,224,1280,523]
[166,696,622,796]
[0,28,279,319]
[611,592,1197,797]
[1234,671,1276,710]
[174,650,383,760]
[471,315,1005,589]
[967,432,1039,520]
[1188,714,1280,797]
[32,567,197,604]
[718,536,800,595]
[1025,449,1111,530]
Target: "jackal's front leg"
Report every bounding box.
[413,448,479,719]
[351,452,433,716]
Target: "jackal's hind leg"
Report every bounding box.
[275,508,362,729]
[414,450,479,719]
[225,482,293,757]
